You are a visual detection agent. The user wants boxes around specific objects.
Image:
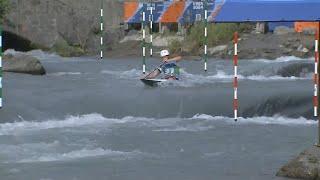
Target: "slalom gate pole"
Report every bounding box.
[0,27,2,108]
[100,0,104,60]
[317,22,320,146]
[233,32,239,122]
[315,27,319,117]
[204,0,208,71]
[149,4,153,57]
[142,4,146,74]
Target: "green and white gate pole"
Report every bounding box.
[142,3,146,74]
[0,27,2,108]
[100,0,104,60]
[204,0,208,72]
[149,3,153,57]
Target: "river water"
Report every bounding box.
[0,50,317,180]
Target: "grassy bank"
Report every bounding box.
[169,23,254,54]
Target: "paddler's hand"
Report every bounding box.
[140,74,149,79]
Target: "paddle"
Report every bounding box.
[141,62,165,80]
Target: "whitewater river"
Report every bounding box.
[0,50,318,180]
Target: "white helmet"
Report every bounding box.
[160,50,170,57]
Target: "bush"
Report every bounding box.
[52,39,85,57]
[168,22,254,55]
[0,0,10,22]
[186,23,240,48]
[168,39,182,54]
[184,23,254,52]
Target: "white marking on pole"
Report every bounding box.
[101,23,103,31]
[150,49,153,56]
[205,10,208,20]
[101,9,103,17]
[143,64,146,73]
[143,29,145,39]
[234,110,238,120]
[204,62,207,71]
[204,45,207,55]
[234,88,238,99]
[150,8,153,27]
[234,66,238,77]
[316,40,318,52]
[143,47,146,57]
[150,35,153,43]
[0,36,2,47]
[0,56,2,67]
[205,27,207,37]
[100,37,103,45]
[315,107,318,117]
[234,44,238,55]
[100,51,103,59]
[315,84,318,96]
[142,12,145,21]
[315,62,318,74]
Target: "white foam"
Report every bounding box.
[191,114,316,126]
[153,125,214,132]
[26,50,59,59]
[162,70,308,87]
[48,72,83,76]
[3,49,58,59]
[0,114,99,135]
[0,113,314,136]
[99,67,310,88]
[0,113,153,136]
[18,148,142,163]
[4,49,21,56]
[257,56,313,63]
[101,69,142,80]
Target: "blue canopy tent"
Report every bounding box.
[212,0,320,22]
[124,0,320,23]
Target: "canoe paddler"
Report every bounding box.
[144,50,182,80]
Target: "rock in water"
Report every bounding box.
[277,146,320,180]
[3,53,46,75]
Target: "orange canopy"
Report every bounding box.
[295,22,320,33]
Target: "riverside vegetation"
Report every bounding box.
[169,23,254,55]
[0,0,9,22]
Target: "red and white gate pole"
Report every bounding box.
[233,32,239,121]
[316,22,320,146]
[315,29,319,117]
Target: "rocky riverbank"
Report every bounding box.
[3,0,123,56]
[107,29,315,60]
[277,146,320,180]
[2,0,316,60]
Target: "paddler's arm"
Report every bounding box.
[142,69,161,79]
[166,56,182,62]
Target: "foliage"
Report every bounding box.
[0,0,10,22]
[187,23,239,48]
[52,39,85,57]
[168,39,182,54]
[168,22,254,55]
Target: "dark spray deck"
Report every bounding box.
[0,50,316,180]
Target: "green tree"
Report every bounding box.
[0,0,9,22]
